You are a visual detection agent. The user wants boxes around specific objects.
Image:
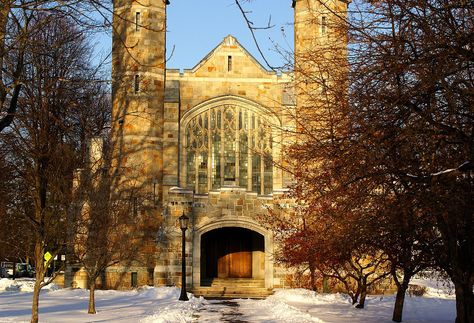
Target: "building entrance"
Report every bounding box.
[201,227,264,280]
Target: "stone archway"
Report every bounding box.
[192,218,274,289]
[201,227,264,281]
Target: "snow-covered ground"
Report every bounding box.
[0,278,456,322]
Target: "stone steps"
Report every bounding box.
[193,278,271,299]
[192,286,273,299]
[201,278,265,288]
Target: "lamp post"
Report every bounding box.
[178,211,189,301]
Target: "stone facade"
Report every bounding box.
[65,0,350,293]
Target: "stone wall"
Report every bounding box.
[154,187,194,287]
[64,266,154,290]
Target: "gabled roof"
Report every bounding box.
[186,35,273,75]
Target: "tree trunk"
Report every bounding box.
[31,242,45,323]
[88,280,96,314]
[31,278,41,323]
[453,279,474,323]
[322,275,330,293]
[350,293,359,305]
[309,262,317,292]
[356,279,367,309]
[349,286,360,305]
[347,279,361,305]
[392,274,411,322]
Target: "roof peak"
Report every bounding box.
[223,35,237,46]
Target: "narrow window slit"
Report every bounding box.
[228,56,232,72]
[135,12,141,31]
[134,75,140,93]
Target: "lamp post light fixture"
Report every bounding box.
[178,211,190,301]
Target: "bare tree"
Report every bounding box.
[286,0,473,322]
[69,138,156,314]
[347,2,473,322]
[0,0,112,133]
[1,11,111,322]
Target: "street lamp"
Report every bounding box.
[178,211,189,301]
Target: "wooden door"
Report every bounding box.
[216,229,252,278]
[217,253,230,278]
[230,250,252,278]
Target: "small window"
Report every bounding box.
[227,55,232,72]
[134,75,140,93]
[131,272,138,288]
[321,16,327,35]
[135,12,141,31]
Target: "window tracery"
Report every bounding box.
[185,104,273,195]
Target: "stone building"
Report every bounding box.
[66,0,349,297]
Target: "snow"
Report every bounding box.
[410,277,455,299]
[140,287,205,323]
[0,278,60,292]
[0,278,456,322]
[265,289,455,323]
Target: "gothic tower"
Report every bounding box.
[112,0,167,203]
[293,0,350,115]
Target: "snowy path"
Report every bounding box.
[0,279,456,323]
[194,300,248,322]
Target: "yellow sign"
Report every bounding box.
[44,252,52,266]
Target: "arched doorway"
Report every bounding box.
[200,227,264,283]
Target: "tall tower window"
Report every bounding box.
[134,75,140,93]
[135,12,141,31]
[227,56,232,72]
[321,16,327,35]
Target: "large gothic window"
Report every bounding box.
[185,104,273,195]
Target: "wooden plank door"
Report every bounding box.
[215,228,252,278]
[230,250,252,278]
[229,231,252,278]
[217,233,230,278]
[217,253,230,278]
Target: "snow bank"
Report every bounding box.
[0,278,60,292]
[260,287,455,323]
[272,288,351,304]
[140,287,206,323]
[238,292,327,323]
[138,286,183,300]
[411,276,455,299]
[0,285,206,323]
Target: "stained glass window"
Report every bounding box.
[185,104,273,194]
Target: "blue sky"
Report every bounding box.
[91,1,294,72]
[166,1,294,70]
